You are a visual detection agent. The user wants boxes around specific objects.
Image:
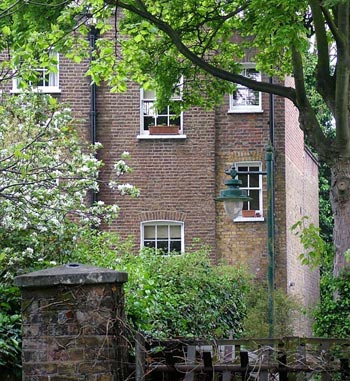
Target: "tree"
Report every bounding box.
[0,92,138,253]
[0,0,349,275]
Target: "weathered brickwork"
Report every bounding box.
[15,266,128,381]
[284,91,320,335]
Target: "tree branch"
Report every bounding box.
[115,0,297,103]
[291,46,331,161]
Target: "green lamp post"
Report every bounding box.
[217,144,275,338]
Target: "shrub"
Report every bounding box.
[243,284,301,338]
[68,238,251,339]
[0,284,21,379]
[314,270,350,337]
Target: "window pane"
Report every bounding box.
[157,116,168,125]
[246,68,260,81]
[157,240,169,252]
[144,117,154,130]
[144,240,155,248]
[170,225,181,238]
[144,226,155,239]
[49,71,57,87]
[157,225,168,239]
[170,241,181,252]
[250,173,259,188]
[143,89,155,100]
[239,173,248,187]
[249,190,260,210]
[143,101,156,116]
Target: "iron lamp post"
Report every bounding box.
[217,144,275,338]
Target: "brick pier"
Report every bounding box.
[14,263,128,381]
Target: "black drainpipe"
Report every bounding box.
[89,26,98,204]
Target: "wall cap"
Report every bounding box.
[14,263,128,288]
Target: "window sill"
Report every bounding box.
[234,216,265,223]
[137,134,187,140]
[11,87,61,94]
[228,108,263,114]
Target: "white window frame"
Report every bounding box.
[138,82,185,138]
[229,63,262,113]
[234,161,264,222]
[12,52,60,94]
[141,220,185,253]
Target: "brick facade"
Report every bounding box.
[2,51,319,334]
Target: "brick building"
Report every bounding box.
[3,49,319,334]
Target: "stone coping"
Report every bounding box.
[14,263,128,288]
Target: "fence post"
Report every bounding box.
[15,263,128,381]
[135,332,145,381]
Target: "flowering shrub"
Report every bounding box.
[0,92,138,232]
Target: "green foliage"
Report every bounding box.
[314,270,350,337]
[243,284,301,338]
[0,284,21,378]
[69,240,251,338]
[122,249,250,338]
[291,217,331,269]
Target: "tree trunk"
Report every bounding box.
[331,159,350,277]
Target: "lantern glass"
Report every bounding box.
[223,200,243,220]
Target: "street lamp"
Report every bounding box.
[215,165,252,219]
[216,144,275,338]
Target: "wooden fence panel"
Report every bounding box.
[131,337,350,381]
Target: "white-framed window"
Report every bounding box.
[235,162,263,220]
[12,52,60,93]
[229,63,262,113]
[141,220,184,254]
[140,86,183,135]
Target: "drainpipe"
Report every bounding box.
[89,26,98,204]
[267,77,275,338]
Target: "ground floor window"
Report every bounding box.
[141,221,184,254]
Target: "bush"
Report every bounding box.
[243,284,301,338]
[68,238,251,339]
[314,270,350,337]
[119,248,250,338]
[0,284,21,379]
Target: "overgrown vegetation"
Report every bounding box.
[0,284,21,379]
[243,285,301,338]
[1,224,305,376]
[69,235,251,338]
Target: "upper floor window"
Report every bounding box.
[229,64,262,113]
[141,220,184,254]
[140,86,183,135]
[12,52,60,94]
[235,162,263,220]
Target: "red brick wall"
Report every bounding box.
[95,81,218,254]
